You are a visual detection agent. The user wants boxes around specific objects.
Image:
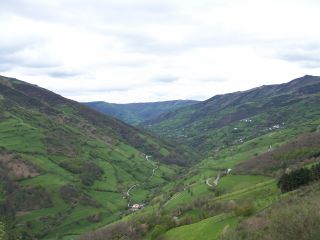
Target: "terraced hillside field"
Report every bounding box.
[143,75,320,155]
[79,124,320,240]
[0,75,197,239]
[1,75,320,240]
[78,76,320,240]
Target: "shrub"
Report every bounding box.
[150,225,166,240]
[77,221,140,240]
[223,182,320,240]
[215,187,226,197]
[278,168,311,192]
[8,186,53,211]
[80,161,104,186]
[0,222,5,240]
[278,162,320,193]
[87,213,101,223]
[59,184,101,207]
[234,200,255,217]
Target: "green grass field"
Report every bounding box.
[217,175,271,193]
[164,214,238,240]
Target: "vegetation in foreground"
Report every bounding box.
[222,181,320,240]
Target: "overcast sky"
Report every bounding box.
[1,0,320,103]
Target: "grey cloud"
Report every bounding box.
[0,63,13,72]
[47,71,82,78]
[152,76,179,83]
[0,53,60,70]
[86,1,181,24]
[22,60,61,69]
[199,77,228,83]
[0,0,186,27]
[110,26,257,56]
[110,60,148,68]
[277,45,320,69]
[0,36,59,70]
[54,86,131,95]
[0,54,23,72]
[0,45,25,55]
[0,54,60,73]
[90,87,129,93]
[0,0,253,57]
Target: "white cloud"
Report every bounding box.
[0,0,320,103]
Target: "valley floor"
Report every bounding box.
[77,125,320,240]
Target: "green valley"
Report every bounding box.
[83,100,198,126]
[1,75,320,240]
[143,75,320,155]
[0,75,195,239]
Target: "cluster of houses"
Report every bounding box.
[268,124,280,131]
[240,119,253,123]
[131,203,144,211]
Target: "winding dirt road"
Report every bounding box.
[125,154,159,208]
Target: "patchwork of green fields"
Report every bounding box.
[0,76,192,239]
[164,215,238,240]
[1,75,320,240]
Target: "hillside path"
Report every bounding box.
[206,173,221,187]
[125,154,159,208]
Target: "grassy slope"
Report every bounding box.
[159,133,320,240]
[144,75,320,155]
[83,100,198,125]
[234,132,320,175]
[80,126,295,239]
[0,75,196,239]
[164,214,238,240]
[222,181,320,240]
[2,75,319,240]
[75,76,320,240]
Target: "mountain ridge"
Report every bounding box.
[83,100,199,125]
[0,75,196,239]
[142,75,320,154]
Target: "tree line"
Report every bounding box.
[278,162,320,192]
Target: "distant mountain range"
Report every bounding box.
[80,75,320,240]
[83,75,320,156]
[83,100,199,125]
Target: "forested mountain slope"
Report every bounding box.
[0,75,195,239]
[143,75,320,155]
[84,100,198,125]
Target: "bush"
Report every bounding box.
[80,161,104,186]
[77,221,140,240]
[278,163,320,193]
[59,184,101,207]
[223,182,320,240]
[215,187,226,197]
[8,186,53,211]
[150,225,166,240]
[311,163,320,180]
[86,213,101,223]
[234,200,255,217]
[0,222,5,240]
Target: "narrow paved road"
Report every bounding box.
[206,173,220,187]
[163,192,183,207]
[206,178,214,187]
[125,154,159,208]
[126,184,138,207]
